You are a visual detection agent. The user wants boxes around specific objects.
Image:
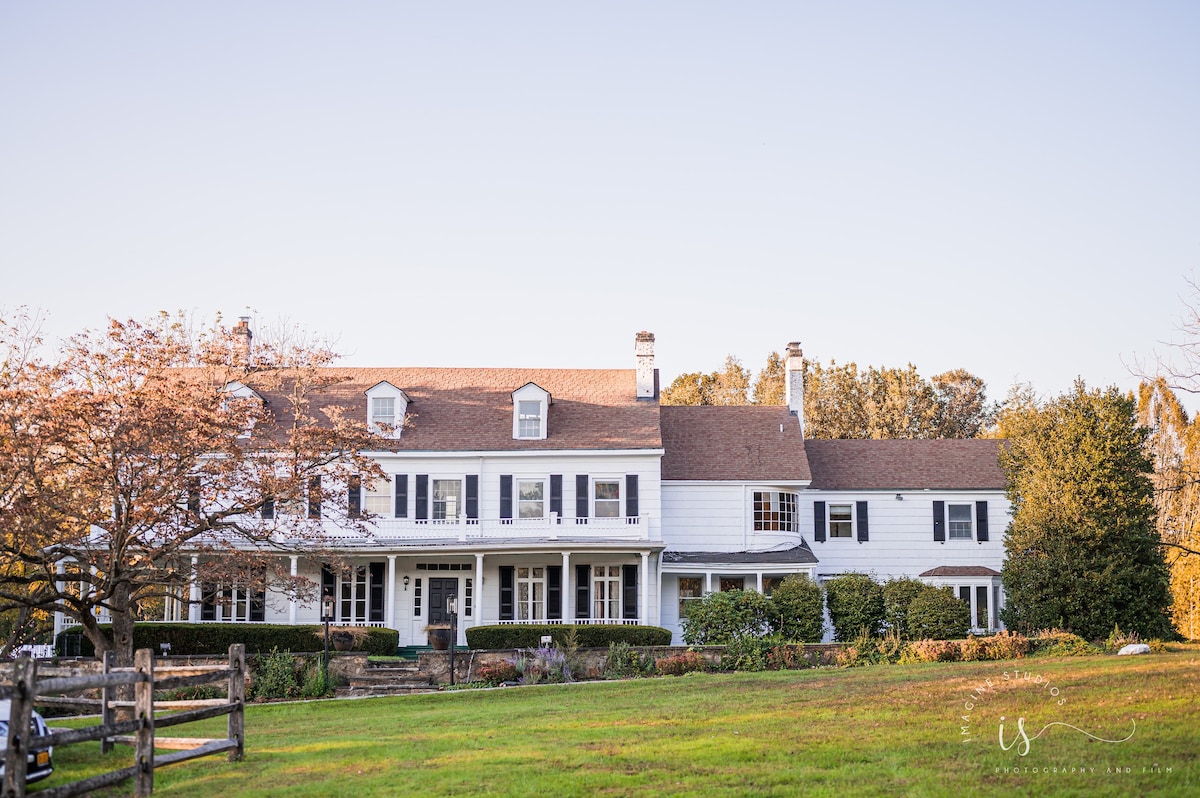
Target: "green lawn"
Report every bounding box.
[38,649,1199,797]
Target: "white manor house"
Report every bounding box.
[59,331,1009,646]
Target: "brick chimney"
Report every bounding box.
[785,341,804,435]
[635,331,656,400]
[234,317,253,366]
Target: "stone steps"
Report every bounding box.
[339,661,440,696]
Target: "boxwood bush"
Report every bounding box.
[465,624,671,650]
[55,623,399,657]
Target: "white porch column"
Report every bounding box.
[289,556,299,625]
[53,560,66,639]
[475,554,485,625]
[756,572,763,593]
[707,571,717,594]
[640,552,649,624]
[386,555,397,629]
[188,555,200,622]
[562,551,571,619]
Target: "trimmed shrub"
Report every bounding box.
[906,586,970,640]
[882,577,928,639]
[55,623,399,657]
[824,574,885,642]
[655,650,708,676]
[721,635,772,671]
[465,624,671,650]
[681,590,773,645]
[769,575,826,642]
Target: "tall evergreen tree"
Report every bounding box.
[1000,381,1174,640]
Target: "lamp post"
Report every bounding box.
[447,595,458,686]
[321,594,335,671]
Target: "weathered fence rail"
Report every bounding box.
[2,644,245,798]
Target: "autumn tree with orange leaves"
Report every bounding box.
[0,311,386,665]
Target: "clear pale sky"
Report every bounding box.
[3,2,1198,407]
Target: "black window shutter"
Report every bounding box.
[500,475,513,519]
[499,566,514,621]
[466,474,479,520]
[308,476,322,519]
[187,476,200,515]
[856,500,869,542]
[250,588,265,622]
[415,475,428,520]
[200,583,216,621]
[626,475,639,518]
[348,475,361,518]
[933,501,946,542]
[575,564,590,618]
[550,474,563,522]
[368,562,385,622]
[261,496,275,520]
[976,501,989,542]
[813,501,826,542]
[622,564,638,620]
[547,565,562,619]
[395,475,408,518]
[575,475,589,519]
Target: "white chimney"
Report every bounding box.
[635,331,656,400]
[785,341,804,435]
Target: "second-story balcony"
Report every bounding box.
[363,513,651,542]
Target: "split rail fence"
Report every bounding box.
[2,644,245,798]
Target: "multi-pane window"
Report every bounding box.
[762,577,784,596]
[975,585,990,631]
[678,577,703,616]
[432,479,461,520]
[593,565,622,619]
[518,480,544,519]
[720,577,745,592]
[594,480,620,518]
[516,566,545,620]
[371,397,395,429]
[754,491,797,531]
[829,504,853,538]
[200,580,265,623]
[341,566,368,624]
[364,478,392,516]
[948,504,973,539]
[517,401,542,438]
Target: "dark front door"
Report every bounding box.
[428,578,459,625]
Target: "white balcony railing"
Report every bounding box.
[366,513,649,542]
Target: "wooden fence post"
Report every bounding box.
[101,650,115,753]
[227,644,245,762]
[134,648,155,798]
[1,657,35,798]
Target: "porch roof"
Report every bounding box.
[661,543,818,566]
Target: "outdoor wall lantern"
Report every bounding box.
[403,575,410,590]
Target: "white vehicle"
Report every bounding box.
[0,699,54,784]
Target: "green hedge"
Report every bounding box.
[55,623,399,657]
[465,624,671,650]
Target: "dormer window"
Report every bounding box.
[365,381,410,439]
[511,383,551,440]
[222,381,264,439]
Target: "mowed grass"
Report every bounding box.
[37,649,1199,797]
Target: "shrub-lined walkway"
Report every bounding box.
[40,648,1199,797]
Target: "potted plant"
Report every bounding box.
[424,624,453,650]
[316,626,372,652]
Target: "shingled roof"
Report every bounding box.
[250,367,663,452]
[659,406,810,482]
[803,439,1006,490]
